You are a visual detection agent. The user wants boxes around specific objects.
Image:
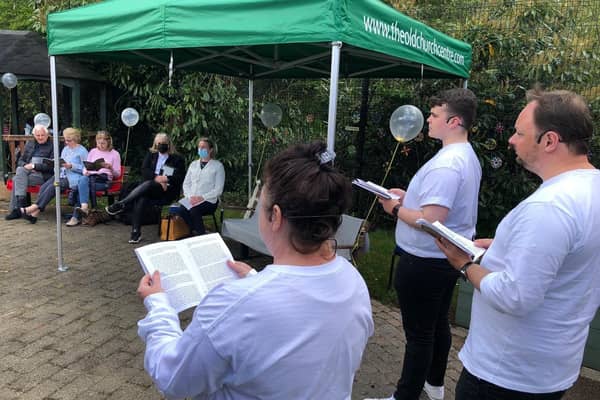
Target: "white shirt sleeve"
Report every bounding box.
[479,202,577,316]
[137,293,230,399]
[201,162,225,202]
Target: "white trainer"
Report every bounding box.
[423,382,444,400]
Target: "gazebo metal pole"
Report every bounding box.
[326,41,342,153]
[248,80,254,202]
[50,56,68,272]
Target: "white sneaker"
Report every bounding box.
[65,216,80,227]
[423,382,444,400]
[362,396,395,400]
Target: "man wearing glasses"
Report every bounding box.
[437,88,600,399]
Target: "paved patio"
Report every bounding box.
[0,198,598,399]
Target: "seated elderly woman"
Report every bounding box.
[20,127,88,224]
[136,141,374,399]
[67,130,122,226]
[105,133,185,243]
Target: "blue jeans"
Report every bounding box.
[456,368,566,400]
[393,247,459,400]
[77,174,109,208]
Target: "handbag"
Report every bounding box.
[160,214,190,241]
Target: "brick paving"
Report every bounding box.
[0,199,598,400]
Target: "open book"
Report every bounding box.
[352,178,401,200]
[416,218,486,262]
[134,233,239,312]
[84,158,105,171]
[42,158,66,167]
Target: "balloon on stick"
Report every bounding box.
[1,73,17,89]
[254,103,283,184]
[362,105,425,227]
[389,105,424,143]
[259,103,282,129]
[121,107,140,166]
[34,113,52,128]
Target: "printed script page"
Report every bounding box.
[135,242,203,313]
[184,233,238,295]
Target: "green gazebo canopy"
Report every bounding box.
[47,0,471,80]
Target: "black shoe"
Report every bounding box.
[105,202,125,216]
[128,230,142,244]
[5,208,22,220]
[23,214,37,224]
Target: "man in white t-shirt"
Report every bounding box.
[366,88,481,400]
[437,89,600,399]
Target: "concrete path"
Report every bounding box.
[0,200,598,399]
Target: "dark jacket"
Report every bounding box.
[18,139,56,180]
[140,151,186,202]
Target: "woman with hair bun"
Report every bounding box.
[136,141,374,400]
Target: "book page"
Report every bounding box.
[135,243,204,313]
[416,219,485,261]
[162,165,175,177]
[178,197,204,210]
[134,234,238,313]
[184,233,238,294]
[352,178,400,200]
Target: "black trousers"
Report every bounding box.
[393,248,459,400]
[456,368,566,400]
[173,200,218,235]
[121,180,170,232]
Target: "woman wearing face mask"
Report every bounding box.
[106,133,185,243]
[173,137,225,235]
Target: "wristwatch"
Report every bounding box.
[459,261,475,281]
[391,203,401,219]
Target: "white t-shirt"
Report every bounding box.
[395,142,481,258]
[138,256,374,400]
[460,169,600,393]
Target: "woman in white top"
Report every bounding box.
[136,141,374,400]
[174,137,225,235]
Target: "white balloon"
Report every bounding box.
[34,113,52,128]
[1,72,17,89]
[259,103,282,128]
[121,107,140,127]
[389,105,424,143]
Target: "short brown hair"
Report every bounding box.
[429,88,478,130]
[526,88,593,155]
[262,141,351,254]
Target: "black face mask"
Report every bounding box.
[157,143,170,153]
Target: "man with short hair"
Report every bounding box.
[367,88,481,400]
[437,88,600,399]
[5,124,54,220]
